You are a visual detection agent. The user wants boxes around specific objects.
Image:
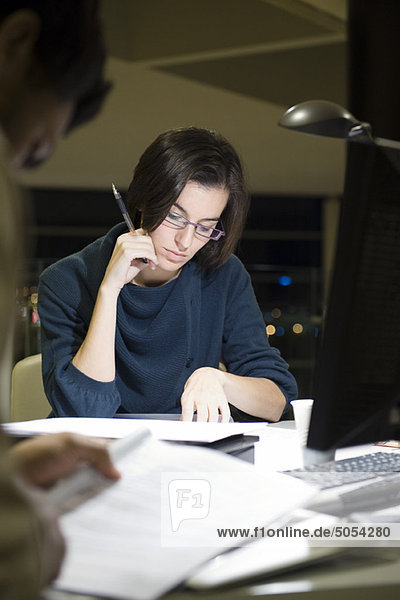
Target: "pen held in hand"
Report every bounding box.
[112,183,148,264]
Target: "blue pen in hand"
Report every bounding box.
[112,183,148,264]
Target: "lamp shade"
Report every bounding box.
[279,100,366,139]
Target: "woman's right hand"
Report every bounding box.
[101,230,159,292]
[72,231,157,381]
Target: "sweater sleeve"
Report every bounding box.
[221,257,298,410]
[38,263,121,417]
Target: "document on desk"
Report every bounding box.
[49,427,316,600]
[2,416,264,442]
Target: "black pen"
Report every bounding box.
[112,183,148,263]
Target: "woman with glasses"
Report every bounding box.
[38,127,297,421]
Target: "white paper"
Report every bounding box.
[186,513,340,589]
[51,429,317,600]
[2,416,265,443]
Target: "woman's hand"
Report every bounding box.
[10,432,121,488]
[72,230,158,382]
[101,230,159,293]
[180,367,231,422]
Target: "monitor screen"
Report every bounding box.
[306,141,400,456]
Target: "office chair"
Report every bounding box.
[11,353,51,421]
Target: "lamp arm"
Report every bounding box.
[348,122,374,143]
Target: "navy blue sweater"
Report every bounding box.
[38,223,297,418]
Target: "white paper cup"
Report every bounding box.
[291,399,314,446]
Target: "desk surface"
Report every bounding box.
[45,547,400,600]
[43,421,400,600]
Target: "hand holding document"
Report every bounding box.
[47,426,317,600]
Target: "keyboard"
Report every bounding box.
[284,451,400,490]
[284,452,400,515]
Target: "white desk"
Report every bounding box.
[43,421,400,600]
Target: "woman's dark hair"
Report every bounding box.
[127,127,249,269]
[0,0,110,130]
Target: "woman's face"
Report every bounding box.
[149,181,228,274]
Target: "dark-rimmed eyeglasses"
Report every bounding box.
[163,211,225,240]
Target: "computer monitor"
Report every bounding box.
[305,140,400,463]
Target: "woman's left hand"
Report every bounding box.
[180,367,231,422]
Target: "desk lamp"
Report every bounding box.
[278,99,400,150]
[278,100,400,465]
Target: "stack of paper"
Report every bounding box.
[2,416,264,442]
[46,427,317,600]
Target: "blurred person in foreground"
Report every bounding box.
[0,2,120,598]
